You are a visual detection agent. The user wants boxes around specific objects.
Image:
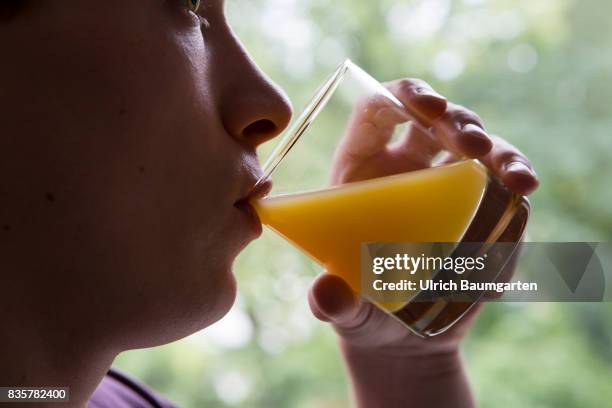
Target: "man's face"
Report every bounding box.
[0,0,291,346]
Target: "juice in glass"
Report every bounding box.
[252,159,530,336]
[253,160,487,293]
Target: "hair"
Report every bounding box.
[0,2,28,23]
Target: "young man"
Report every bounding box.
[0,1,538,407]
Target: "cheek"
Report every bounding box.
[2,13,240,280]
[92,49,245,284]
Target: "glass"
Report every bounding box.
[251,59,530,337]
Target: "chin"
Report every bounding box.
[127,265,238,349]
[191,264,238,331]
[202,268,238,328]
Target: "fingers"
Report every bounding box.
[336,77,538,196]
[385,78,447,124]
[388,122,442,169]
[341,78,491,168]
[384,79,446,168]
[479,135,539,195]
[436,151,461,165]
[308,273,360,326]
[308,273,388,338]
[335,95,410,163]
[386,80,492,166]
[308,273,411,347]
[431,115,538,195]
[430,102,493,158]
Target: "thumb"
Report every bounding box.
[309,273,405,347]
[308,273,361,326]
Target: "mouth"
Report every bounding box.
[234,178,273,237]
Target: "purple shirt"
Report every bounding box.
[88,369,178,408]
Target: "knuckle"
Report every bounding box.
[447,104,484,127]
[336,302,381,340]
[489,135,530,167]
[358,95,388,115]
[492,146,525,166]
[491,136,522,156]
[362,98,379,113]
[395,78,431,95]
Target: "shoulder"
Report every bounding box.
[88,368,178,408]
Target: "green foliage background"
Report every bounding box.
[116,0,612,406]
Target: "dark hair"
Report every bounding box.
[0,2,27,23]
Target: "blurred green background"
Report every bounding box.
[115,0,612,406]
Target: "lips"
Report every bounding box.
[234,199,263,237]
[234,178,273,237]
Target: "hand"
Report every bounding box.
[330,78,538,194]
[308,78,539,407]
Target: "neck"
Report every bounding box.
[1,313,117,408]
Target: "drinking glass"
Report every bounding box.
[251,59,530,337]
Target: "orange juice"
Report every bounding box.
[252,160,488,302]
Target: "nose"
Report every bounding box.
[213,32,293,149]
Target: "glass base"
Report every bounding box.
[391,174,531,337]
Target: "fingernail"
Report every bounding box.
[416,87,446,102]
[505,161,534,177]
[462,123,484,132]
[414,89,447,121]
[313,275,356,322]
[460,123,492,156]
[462,124,490,141]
